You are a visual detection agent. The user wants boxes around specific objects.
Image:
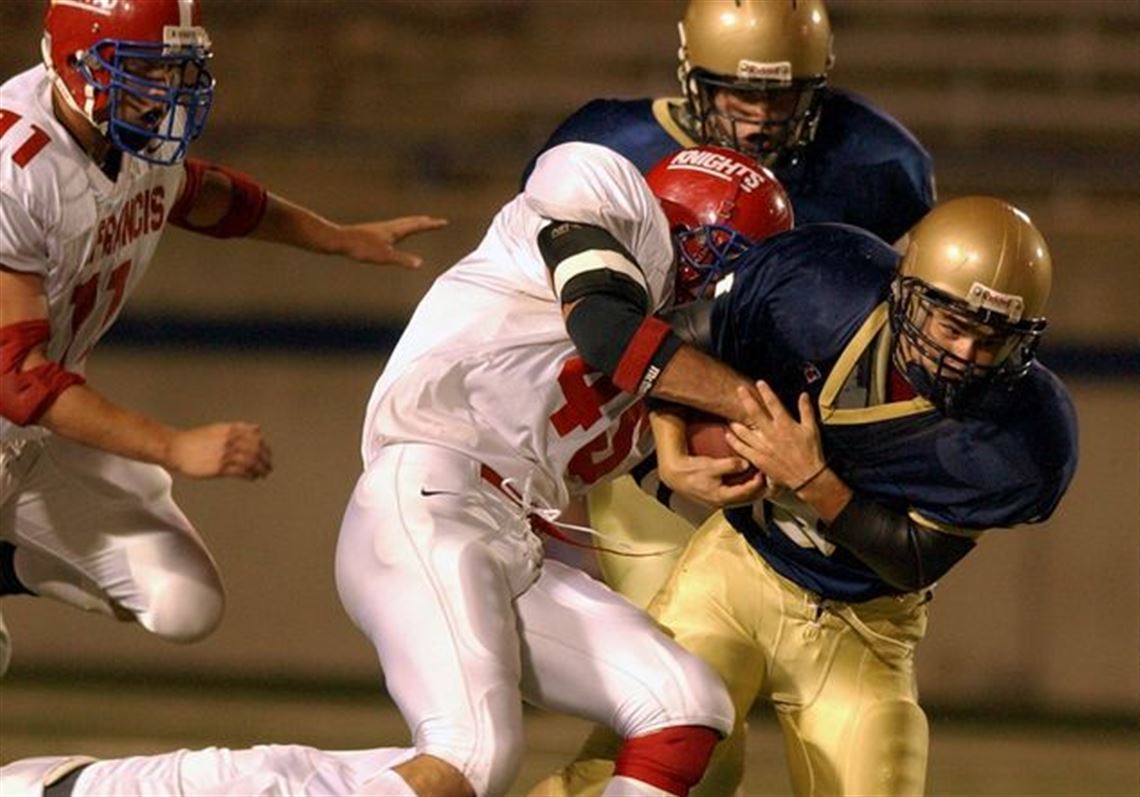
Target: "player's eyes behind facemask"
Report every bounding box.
[706,85,820,163]
[890,196,1052,417]
[43,0,215,164]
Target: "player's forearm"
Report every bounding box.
[793,466,853,523]
[648,344,759,423]
[39,383,177,467]
[181,166,339,253]
[648,407,689,479]
[818,492,977,591]
[247,192,344,255]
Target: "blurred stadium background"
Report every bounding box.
[1,1,1137,794]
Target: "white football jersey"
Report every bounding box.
[363,142,675,510]
[0,66,184,443]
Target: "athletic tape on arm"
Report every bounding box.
[0,320,85,425]
[540,221,683,393]
[168,158,268,238]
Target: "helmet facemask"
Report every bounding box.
[889,277,1047,417]
[74,32,214,165]
[685,69,825,168]
[671,215,756,303]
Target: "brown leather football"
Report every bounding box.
[684,412,761,486]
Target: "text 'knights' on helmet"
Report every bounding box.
[677,0,833,167]
[42,0,214,165]
[646,146,794,303]
[891,196,1053,416]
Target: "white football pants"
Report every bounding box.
[0,745,416,797]
[336,443,734,797]
[0,435,224,642]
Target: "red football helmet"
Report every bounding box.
[646,146,793,302]
[41,0,214,164]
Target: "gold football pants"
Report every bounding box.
[534,513,930,797]
[586,475,697,609]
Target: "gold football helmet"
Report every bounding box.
[891,196,1052,415]
[677,0,833,166]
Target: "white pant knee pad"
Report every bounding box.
[616,650,735,741]
[421,719,525,797]
[136,573,225,643]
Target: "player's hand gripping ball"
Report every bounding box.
[685,412,763,487]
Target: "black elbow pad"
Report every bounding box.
[538,221,648,309]
[659,300,713,350]
[565,295,683,394]
[821,494,977,591]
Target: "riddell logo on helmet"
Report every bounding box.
[736,60,792,84]
[666,150,765,193]
[967,282,1025,323]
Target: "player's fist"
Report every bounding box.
[167,422,273,480]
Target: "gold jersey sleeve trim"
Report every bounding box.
[907,509,985,540]
[818,303,935,426]
[652,98,698,148]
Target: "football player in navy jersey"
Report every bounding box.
[533,197,1078,797]
[523,5,939,789]
[521,0,934,245]
[525,0,937,600]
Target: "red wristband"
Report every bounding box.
[612,315,674,393]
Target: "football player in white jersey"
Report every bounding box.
[0,0,446,675]
[331,142,792,797]
[0,744,417,797]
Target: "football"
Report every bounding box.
[684,412,761,487]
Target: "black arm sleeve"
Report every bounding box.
[564,294,684,390]
[539,221,683,392]
[659,299,713,349]
[537,220,647,308]
[819,494,977,591]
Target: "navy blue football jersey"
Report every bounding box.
[520,89,935,242]
[712,224,1079,602]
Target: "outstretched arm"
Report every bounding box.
[0,268,271,480]
[170,159,448,269]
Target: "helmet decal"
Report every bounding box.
[647,146,793,303]
[965,282,1025,323]
[735,60,793,83]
